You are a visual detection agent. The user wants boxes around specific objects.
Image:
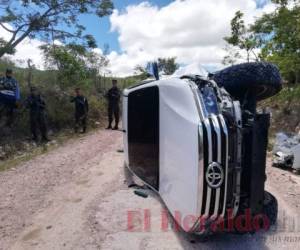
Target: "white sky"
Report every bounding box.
[0,0,275,77]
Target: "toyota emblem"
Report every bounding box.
[205,162,224,188]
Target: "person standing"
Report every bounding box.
[0,68,20,127]
[25,87,49,142]
[70,88,89,133]
[105,79,121,130]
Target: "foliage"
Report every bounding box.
[251,0,300,83]
[0,0,114,57]
[260,84,300,135]
[133,65,148,80]
[224,11,259,63]
[222,45,242,66]
[158,57,179,75]
[0,58,137,151]
[224,1,300,84]
[40,44,108,87]
[0,38,15,55]
[134,57,179,78]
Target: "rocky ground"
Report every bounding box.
[0,129,300,250]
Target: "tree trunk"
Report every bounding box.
[27,59,33,89]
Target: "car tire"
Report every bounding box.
[263,191,278,227]
[212,62,282,101]
[232,191,277,234]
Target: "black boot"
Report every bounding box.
[112,122,119,130]
[42,137,50,143]
[32,136,38,142]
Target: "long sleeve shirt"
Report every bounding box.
[0,76,20,101]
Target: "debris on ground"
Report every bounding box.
[133,190,148,198]
[272,132,300,171]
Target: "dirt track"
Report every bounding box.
[0,130,300,250]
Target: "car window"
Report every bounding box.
[198,86,220,116]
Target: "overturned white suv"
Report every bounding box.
[122,62,282,234]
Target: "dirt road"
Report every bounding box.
[1,130,300,250]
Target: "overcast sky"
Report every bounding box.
[0,0,275,77]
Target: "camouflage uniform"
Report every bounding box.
[106,86,121,129]
[25,93,48,141]
[70,95,89,133]
[0,76,20,126]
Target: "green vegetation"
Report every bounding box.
[0,57,141,162]
[224,0,300,84]
[0,0,114,57]
[224,11,258,63]
[224,0,300,135]
[0,131,72,172]
[157,57,179,75]
[135,57,179,76]
[252,0,300,84]
[0,0,144,162]
[260,84,300,135]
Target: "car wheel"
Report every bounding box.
[263,191,278,226]
[232,191,278,234]
[212,62,282,101]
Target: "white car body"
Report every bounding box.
[122,75,241,232]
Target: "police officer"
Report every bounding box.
[105,79,120,130]
[25,87,49,142]
[0,68,20,127]
[70,88,89,133]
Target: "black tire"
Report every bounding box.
[263,191,278,226]
[212,62,282,101]
[232,191,277,234]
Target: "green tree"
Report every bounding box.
[134,57,179,79]
[224,11,258,63]
[251,0,300,83]
[134,65,148,80]
[222,45,242,66]
[40,43,108,86]
[158,57,179,75]
[0,0,114,58]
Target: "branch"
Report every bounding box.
[0,22,15,33]
[40,28,75,37]
[251,49,259,61]
[10,26,32,48]
[6,24,28,45]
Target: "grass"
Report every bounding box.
[0,147,47,172]
[0,128,96,172]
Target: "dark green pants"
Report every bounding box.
[0,104,15,127]
[75,113,87,133]
[108,104,119,127]
[30,112,48,141]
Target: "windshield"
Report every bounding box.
[198,86,220,116]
